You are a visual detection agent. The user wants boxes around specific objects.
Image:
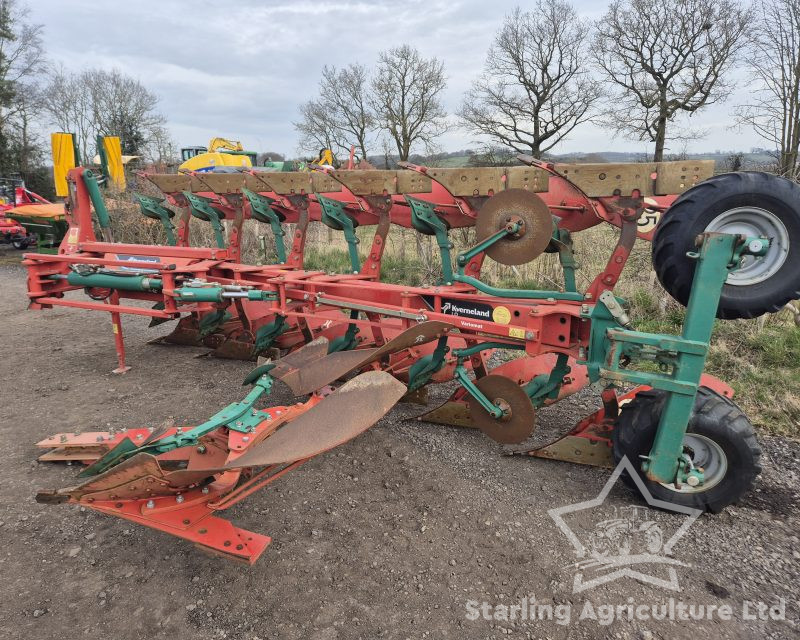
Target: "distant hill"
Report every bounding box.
[363,148,777,171]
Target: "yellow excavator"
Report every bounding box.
[178,138,258,172]
[179,138,338,173]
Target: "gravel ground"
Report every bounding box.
[0,252,798,640]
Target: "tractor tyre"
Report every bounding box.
[611,387,762,513]
[652,171,800,319]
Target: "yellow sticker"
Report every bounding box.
[509,327,525,339]
[492,305,511,325]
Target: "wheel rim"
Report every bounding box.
[659,434,728,494]
[704,206,789,285]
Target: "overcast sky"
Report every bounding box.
[28,0,762,158]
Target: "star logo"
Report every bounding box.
[548,456,701,593]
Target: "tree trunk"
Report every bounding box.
[653,112,668,163]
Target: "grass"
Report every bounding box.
[629,289,800,436]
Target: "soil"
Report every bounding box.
[0,251,798,640]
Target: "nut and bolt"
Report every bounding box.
[176,495,184,504]
[146,500,155,509]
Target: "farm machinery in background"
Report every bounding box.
[179,137,260,173]
[0,177,65,251]
[23,156,800,563]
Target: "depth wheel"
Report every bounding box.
[653,172,800,319]
[611,387,762,513]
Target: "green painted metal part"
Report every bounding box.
[198,309,231,337]
[49,273,276,305]
[407,336,450,391]
[78,372,275,478]
[83,169,112,230]
[452,224,583,301]
[554,229,577,293]
[328,310,360,353]
[254,315,289,354]
[61,272,162,291]
[405,196,454,285]
[183,191,226,248]
[242,188,286,263]
[584,233,770,486]
[135,193,177,245]
[456,223,521,268]
[316,194,360,273]
[453,273,584,301]
[449,342,525,418]
[523,352,571,406]
[454,363,503,419]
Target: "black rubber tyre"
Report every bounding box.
[11,238,28,250]
[612,387,762,513]
[653,172,800,319]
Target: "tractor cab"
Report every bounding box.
[180,146,208,163]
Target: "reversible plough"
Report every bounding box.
[24,157,800,563]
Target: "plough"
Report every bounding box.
[24,159,800,563]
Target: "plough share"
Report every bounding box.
[24,158,800,563]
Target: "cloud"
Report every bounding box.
[29,0,761,157]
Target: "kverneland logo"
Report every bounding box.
[441,301,491,319]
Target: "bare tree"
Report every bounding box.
[594,0,749,162]
[295,98,338,158]
[0,0,44,173]
[86,69,166,156]
[41,67,167,159]
[370,45,448,161]
[39,66,95,161]
[460,3,600,158]
[295,63,374,160]
[736,0,800,178]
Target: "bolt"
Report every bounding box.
[242,436,250,442]
[136,434,143,439]
[196,445,206,454]
[201,487,209,495]
[236,421,243,427]
[146,500,155,509]
[176,495,184,504]
[525,331,534,340]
